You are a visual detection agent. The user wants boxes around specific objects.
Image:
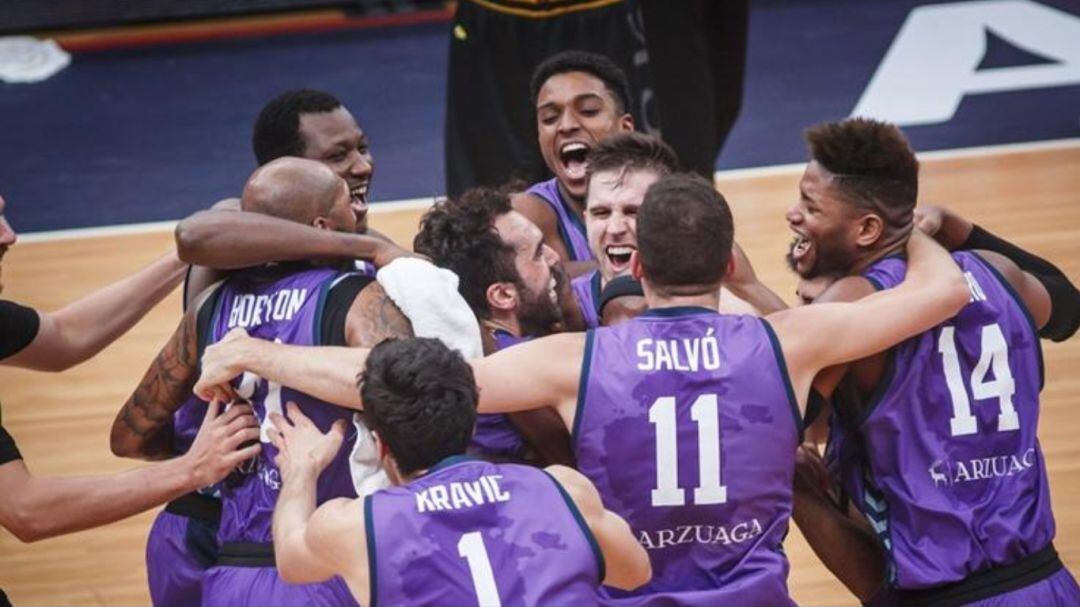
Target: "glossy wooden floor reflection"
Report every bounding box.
[1,142,1078,606]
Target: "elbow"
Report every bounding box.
[5,506,49,543]
[944,274,971,316]
[606,550,653,591]
[174,214,211,263]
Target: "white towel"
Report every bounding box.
[0,37,71,83]
[377,257,483,359]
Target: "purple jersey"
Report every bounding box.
[576,307,800,607]
[527,178,593,262]
[366,456,603,607]
[856,252,1053,590]
[573,270,602,329]
[208,267,381,544]
[469,330,530,460]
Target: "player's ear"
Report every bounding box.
[619,112,634,133]
[630,251,644,281]
[724,256,735,281]
[312,216,332,231]
[855,213,885,248]
[486,281,517,312]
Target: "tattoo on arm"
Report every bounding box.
[345,283,414,348]
[115,311,200,459]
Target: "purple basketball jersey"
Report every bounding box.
[576,307,800,607]
[366,456,603,607]
[527,178,594,262]
[856,252,1054,590]
[208,267,380,544]
[573,270,602,329]
[470,330,530,460]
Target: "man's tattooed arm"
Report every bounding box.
[110,310,199,460]
[344,282,414,348]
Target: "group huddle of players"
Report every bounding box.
[3,49,1080,607]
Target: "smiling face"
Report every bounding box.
[786,161,864,279]
[298,107,374,232]
[493,210,563,335]
[586,167,660,282]
[0,196,16,294]
[535,71,633,203]
[320,178,358,234]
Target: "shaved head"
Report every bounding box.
[241,156,344,226]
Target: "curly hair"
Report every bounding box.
[530,50,632,115]
[805,118,918,231]
[360,338,477,476]
[413,187,520,319]
[252,89,342,165]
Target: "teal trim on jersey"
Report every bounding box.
[969,251,1046,391]
[364,493,379,607]
[761,318,804,444]
[641,306,718,318]
[589,271,602,314]
[856,350,897,426]
[540,469,606,585]
[571,329,595,452]
[865,274,886,291]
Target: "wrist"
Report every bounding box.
[940,211,974,250]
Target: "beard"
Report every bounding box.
[517,282,563,337]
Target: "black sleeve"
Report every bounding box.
[0,423,22,465]
[962,224,1080,342]
[320,274,375,347]
[0,300,41,360]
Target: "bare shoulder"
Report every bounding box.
[345,281,414,347]
[544,464,602,515]
[510,192,557,229]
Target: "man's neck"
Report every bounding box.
[848,235,909,276]
[555,180,585,218]
[644,289,720,312]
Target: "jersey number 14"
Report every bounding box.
[938,323,1020,437]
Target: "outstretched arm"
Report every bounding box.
[771,231,969,405]
[2,250,186,372]
[0,401,259,543]
[111,304,200,459]
[546,465,651,590]
[176,209,409,270]
[470,332,585,422]
[917,204,1079,341]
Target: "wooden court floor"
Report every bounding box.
[1,143,1078,605]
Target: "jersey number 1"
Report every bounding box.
[458,531,501,607]
[938,323,1019,437]
[649,394,728,507]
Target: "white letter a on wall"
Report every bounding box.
[852,1,1080,126]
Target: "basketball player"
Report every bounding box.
[574,132,785,328]
[0,194,259,607]
[513,51,635,276]
[141,89,403,607]
[786,118,1080,606]
[195,173,970,606]
[413,187,572,466]
[270,337,651,606]
[178,89,395,306]
[111,158,412,607]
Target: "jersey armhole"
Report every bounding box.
[759,318,804,444]
[570,329,596,453]
[968,251,1046,390]
[318,273,374,347]
[363,493,379,607]
[540,469,606,585]
[195,283,226,362]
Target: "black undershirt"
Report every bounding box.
[0,299,38,464]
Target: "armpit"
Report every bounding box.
[345,282,414,347]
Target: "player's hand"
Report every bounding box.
[267,402,347,484]
[914,205,945,238]
[184,399,261,488]
[793,442,830,497]
[194,328,251,402]
[914,204,973,250]
[726,241,760,290]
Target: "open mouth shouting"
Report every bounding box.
[558,141,590,186]
[787,232,815,276]
[604,244,636,276]
[350,182,370,229]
